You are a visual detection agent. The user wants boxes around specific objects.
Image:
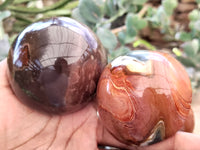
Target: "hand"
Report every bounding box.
[0,58,131,150]
[143,131,200,150]
[0,59,200,150]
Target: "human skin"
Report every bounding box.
[0,59,200,150]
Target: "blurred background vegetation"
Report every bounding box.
[0,0,200,91]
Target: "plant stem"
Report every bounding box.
[13,0,35,5]
[7,0,71,14]
[111,4,151,34]
[104,9,127,25]
[64,1,79,9]
[138,4,150,18]
[12,13,33,23]
[111,25,126,34]
[95,8,127,30]
[0,0,14,10]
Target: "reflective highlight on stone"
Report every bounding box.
[7,17,107,114]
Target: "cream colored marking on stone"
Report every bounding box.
[140,120,165,146]
[111,56,153,75]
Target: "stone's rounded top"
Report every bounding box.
[12,17,99,69]
[14,17,97,52]
[7,17,107,114]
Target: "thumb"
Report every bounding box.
[96,113,141,150]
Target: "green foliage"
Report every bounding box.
[108,46,131,62]
[182,39,199,57]
[175,9,200,72]
[175,31,192,42]
[133,39,156,50]
[79,0,104,24]
[117,13,147,45]
[7,0,71,14]
[96,27,117,51]
[104,0,118,17]
[162,0,178,16]
[0,0,14,10]
[72,0,200,89]
[189,9,200,21]
[132,0,148,5]
[126,13,147,32]
[173,7,200,88]
[0,0,78,36]
[72,0,149,60]
[118,30,136,45]
[196,0,200,4]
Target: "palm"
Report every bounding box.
[0,59,101,150]
[0,59,132,150]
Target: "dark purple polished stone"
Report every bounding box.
[7,17,107,114]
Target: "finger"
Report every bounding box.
[174,132,200,150]
[144,131,200,150]
[97,118,200,150]
[96,116,141,150]
[182,109,194,133]
[142,136,174,150]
